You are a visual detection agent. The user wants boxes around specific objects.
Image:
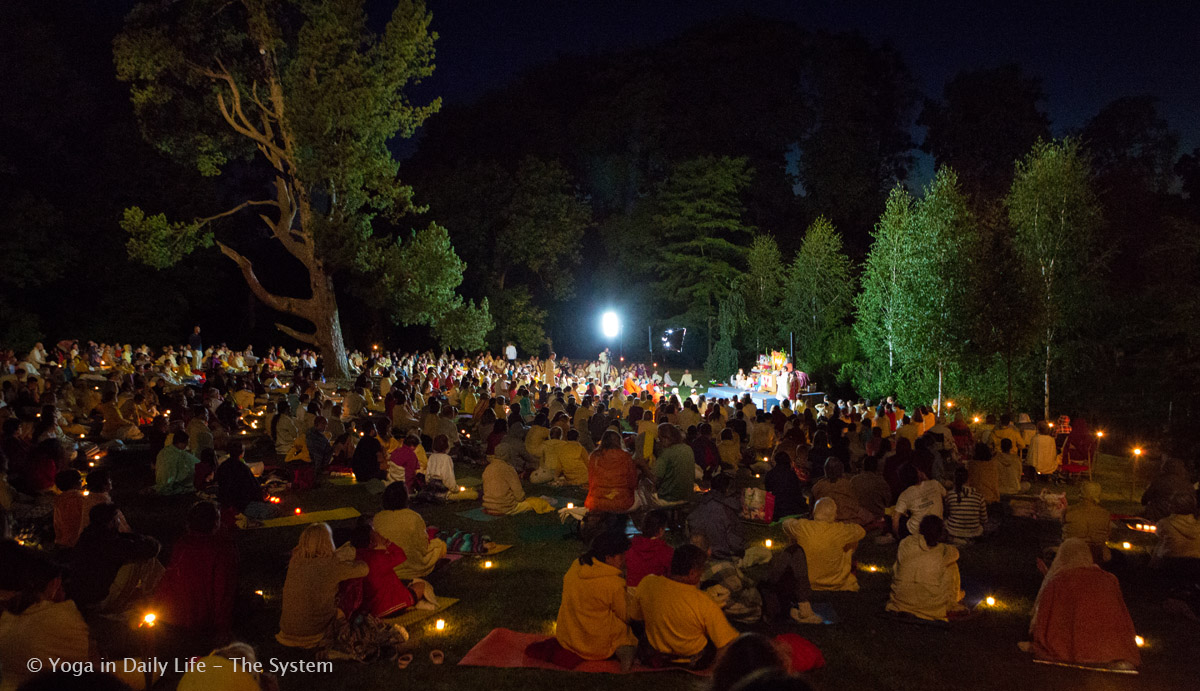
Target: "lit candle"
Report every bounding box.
[1134,635,1145,647]
[566,502,574,509]
[142,612,157,627]
[1122,541,1132,550]
[764,539,773,548]
[435,619,446,630]
[255,590,264,596]
[294,508,302,515]
[985,596,996,606]
[483,560,493,569]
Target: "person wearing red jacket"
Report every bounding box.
[625,510,674,587]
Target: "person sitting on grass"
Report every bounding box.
[66,503,163,615]
[687,472,745,560]
[537,427,590,486]
[812,458,873,525]
[1152,492,1200,572]
[886,515,966,622]
[0,547,102,691]
[716,428,741,469]
[342,518,436,619]
[52,469,86,549]
[97,390,143,442]
[850,455,891,524]
[178,641,279,691]
[653,423,696,505]
[626,510,674,587]
[757,528,824,625]
[554,531,638,672]
[215,441,275,523]
[694,533,762,624]
[372,482,447,580]
[78,468,130,538]
[994,438,1023,496]
[482,453,554,515]
[155,431,200,495]
[350,420,386,483]
[943,467,988,544]
[892,463,946,540]
[765,449,808,520]
[966,443,1000,505]
[385,434,421,491]
[1025,538,1140,669]
[781,498,865,592]
[425,434,456,491]
[630,544,739,669]
[278,522,408,656]
[1061,481,1112,562]
[153,501,238,648]
[585,430,640,513]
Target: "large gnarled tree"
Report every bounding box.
[114,0,488,378]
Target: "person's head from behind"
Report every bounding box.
[173,431,190,449]
[918,514,944,547]
[295,522,335,559]
[641,510,669,540]
[711,633,787,691]
[710,471,732,496]
[433,434,449,453]
[899,462,919,489]
[381,481,409,511]
[88,503,121,533]
[1000,438,1013,455]
[580,530,632,570]
[86,467,113,493]
[953,465,969,493]
[349,516,373,550]
[55,469,82,493]
[863,455,880,474]
[669,544,708,585]
[187,500,221,535]
[824,457,844,482]
[549,426,563,441]
[600,430,623,451]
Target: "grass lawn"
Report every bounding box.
[103,442,1197,691]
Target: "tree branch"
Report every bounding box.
[215,240,311,316]
[194,199,278,227]
[274,322,318,346]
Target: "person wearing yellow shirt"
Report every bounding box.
[716,429,741,469]
[554,532,638,671]
[537,428,590,486]
[525,414,551,459]
[885,515,966,622]
[988,414,1026,455]
[781,498,865,591]
[629,545,739,668]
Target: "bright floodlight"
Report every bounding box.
[601,311,620,339]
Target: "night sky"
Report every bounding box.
[414,0,1200,157]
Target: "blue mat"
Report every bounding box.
[458,506,501,522]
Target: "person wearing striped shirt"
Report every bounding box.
[944,467,988,542]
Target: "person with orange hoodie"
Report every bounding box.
[585,431,639,514]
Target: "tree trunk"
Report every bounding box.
[937,361,943,416]
[310,273,350,381]
[1043,340,1051,422]
[1005,345,1014,416]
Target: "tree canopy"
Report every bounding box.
[114,0,488,376]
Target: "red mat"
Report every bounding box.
[457,628,709,675]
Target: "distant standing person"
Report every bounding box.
[543,352,557,386]
[505,342,517,362]
[189,325,203,371]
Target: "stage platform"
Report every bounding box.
[704,386,826,410]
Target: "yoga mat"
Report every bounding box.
[457,507,501,522]
[1033,659,1138,675]
[253,507,361,528]
[328,476,358,486]
[384,597,460,628]
[458,628,710,676]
